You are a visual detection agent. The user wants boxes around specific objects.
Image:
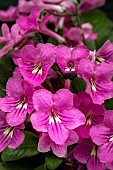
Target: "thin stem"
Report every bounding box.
[75,3,87,45]
[46,9,77,17]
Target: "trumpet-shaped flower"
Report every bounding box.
[76,92,105,138]
[0,110,25,152]
[78,58,113,104]
[30,89,85,145]
[56,45,89,74]
[0,77,34,126]
[90,110,113,163]
[0,23,21,58]
[73,138,106,170]
[17,43,55,87]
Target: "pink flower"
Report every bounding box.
[0,77,34,126]
[17,9,65,42]
[80,0,106,13]
[82,23,98,41]
[76,92,105,138]
[64,23,97,47]
[90,110,113,163]
[38,130,79,157]
[17,43,55,87]
[73,138,106,170]
[78,58,113,104]
[30,89,85,145]
[90,40,113,64]
[56,45,89,74]
[0,23,21,58]
[0,110,25,152]
[18,0,74,13]
[0,6,19,22]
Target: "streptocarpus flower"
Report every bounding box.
[76,92,105,138]
[64,23,97,47]
[38,130,79,157]
[80,0,106,13]
[0,23,21,58]
[82,23,97,41]
[78,58,113,104]
[56,45,89,74]
[0,6,19,22]
[17,9,65,43]
[17,43,55,87]
[0,110,25,152]
[90,110,113,163]
[30,89,85,145]
[91,40,113,64]
[0,77,34,126]
[73,138,106,170]
[18,0,74,13]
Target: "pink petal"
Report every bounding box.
[8,129,25,148]
[56,45,71,73]
[30,111,49,132]
[53,89,73,111]
[59,108,85,129]
[71,45,89,66]
[51,142,67,157]
[38,133,51,152]
[48,122,69,145]
[33,89,53,112]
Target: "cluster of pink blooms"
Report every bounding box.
[1,0,113,170]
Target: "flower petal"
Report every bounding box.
[48,122,69,145]
[90,125,113,145]
[30,111,49,132]
[53,89,73,111]
[33,89,53,112]
[98,141,113,163]
[8,129,25,148]
[71,45,89,66]
[59,108,85,129]
[38,133,51,152]
[51,142,67,157]
[73,139,94,164]
[56,45,72,73]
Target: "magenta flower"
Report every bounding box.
[0,6,19,22]
[38,130,79,157]
[93,40,113,63]
[90,110,113,163]
[18,0,74,13]
[73,138,106,170]
[78,58,113,104]
[0,23,21,58]
[30,89,85,145]
[0,77,34,126]
[17,43,55,87]
[82,23,97,41]
[64,23,97,47]
[80,0,106,13]
[17,9,65,42]
[0,110,25,152]
[76,92,105,138]
[56,45,89,74]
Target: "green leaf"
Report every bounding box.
[47,37,58,45]
[82,9,113,49]
[34,164,46,170]
[104,98,113,110]
[0,52,15,87]
[71,77,86,93]
[1,131,39,161]
[45,153,63,170]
